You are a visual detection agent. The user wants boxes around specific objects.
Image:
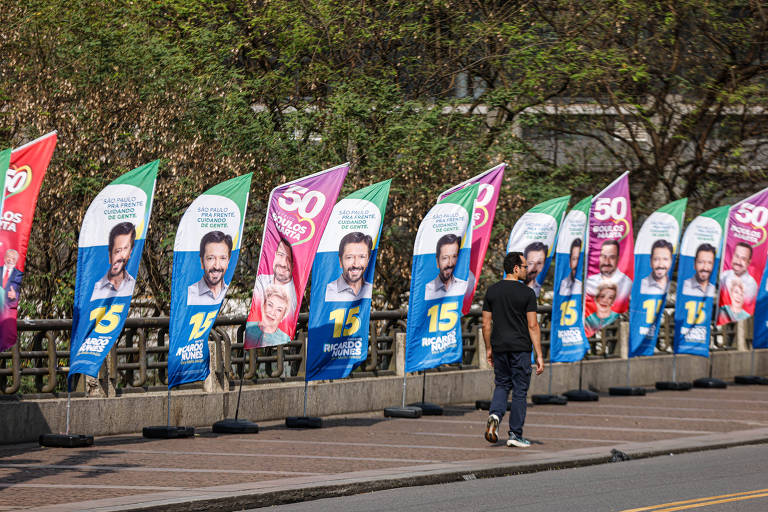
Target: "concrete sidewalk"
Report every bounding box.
[2,385,768,511]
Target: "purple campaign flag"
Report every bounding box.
[167,174,252,389]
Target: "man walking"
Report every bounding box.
[482,251,544,447]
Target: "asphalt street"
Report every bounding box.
[261,443,768,512]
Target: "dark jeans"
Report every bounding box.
[489,351,532,437]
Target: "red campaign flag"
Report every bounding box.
[0,132,57,350]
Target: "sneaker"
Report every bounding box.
[507,433,531,448]
[484,414,500,443]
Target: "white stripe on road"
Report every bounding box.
[410,432,631,443]
[412,418,713,434]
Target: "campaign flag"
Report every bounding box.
[405,184,478,373]
[306,180,391,381]
[716,188,768,325]
[0,132,57,351]
[584,172,634,337]
[506,195,570,297]
[673,206,728,357]
[438,163,505,314]
[167,174,252,388]
[753,252,768,348]
[68,161,158,383]
[244,163,348,349]
[550,196,591,362]
[628,198,687,357]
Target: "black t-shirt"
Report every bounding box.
[482,279,538,352]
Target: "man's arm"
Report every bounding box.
[482,311,493,367]
[527,310,544,375]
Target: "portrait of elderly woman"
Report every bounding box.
[245,284,292,347]
[718,276,751,324]
[584,281,620,337]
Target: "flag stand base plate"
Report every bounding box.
[693,377,727,389]
[562,389,599,401]
[532,394,568,405]
[474,400,514,410]
[609,386,646,396]
[383,406,422,418]
[212,418,259,434]
[142,426,195,439]
[655,381,692,391]
[285,416,323,428]
[408,402,443,415]
[39,433,94,448]
[734,375,768,385]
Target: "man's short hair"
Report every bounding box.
[108,222,136,253]
[650,239,674,258]
[695,243,717,260]
[277,238,293,259]
[4,249,18,258]
[199,231,233,259]
[436,234,461,257]
[601,239,620,255]
[570,238,582,252]
[735,241,753,259]
[504,252,524,274]
[338,231,372,258]
[524,241,547,258]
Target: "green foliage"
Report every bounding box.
[1,0,766,317]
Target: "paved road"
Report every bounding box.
[262,444,768,512]
[2,385,767,510]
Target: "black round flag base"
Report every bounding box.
[474,400,514,410]
[532,394,568,405]
[734,375,768,385]
[563,389,599,401]
[609,386,646,396]
[142,426,195,439]
[655,381,692,391]
[693,377,727,389]
[408,402,443,415]
[285,416,323,428]
[383,406,422,418]
[39,433,94,448]
[212,418,260,434]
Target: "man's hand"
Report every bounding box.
[7,287,16,301]
[534,353,544,375]
[486,347,494,368]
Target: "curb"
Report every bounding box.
[32,427,768,512]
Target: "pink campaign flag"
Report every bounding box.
[716,187,768,325]
[244,164,349,348]
[438,163,505,314]
[584,172,634,337]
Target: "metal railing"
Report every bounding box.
[0,305,743,396]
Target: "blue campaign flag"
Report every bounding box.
[673,206,729,357]
[550,196,591,362]
[167,174,252,389]
[69,162,158,384]
[306,180,391,381]
[628,199,687,357]
[405,185,477,373]
[755,266,768,349]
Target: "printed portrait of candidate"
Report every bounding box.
[90,222,137,301]
[523,241,547,297]
[253,238,297,318]
[640,239,673,295]
[585,239,632,307]
[720,242,757,305]
[246,284,292,347]
[558,238,582,296]
[718,276,751,323]
[187,231,232,306]
[424,234,468,300]
[681,243,717,298]
[325,231,373,302]
[584,281,619,336]
[0,248,23,310]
